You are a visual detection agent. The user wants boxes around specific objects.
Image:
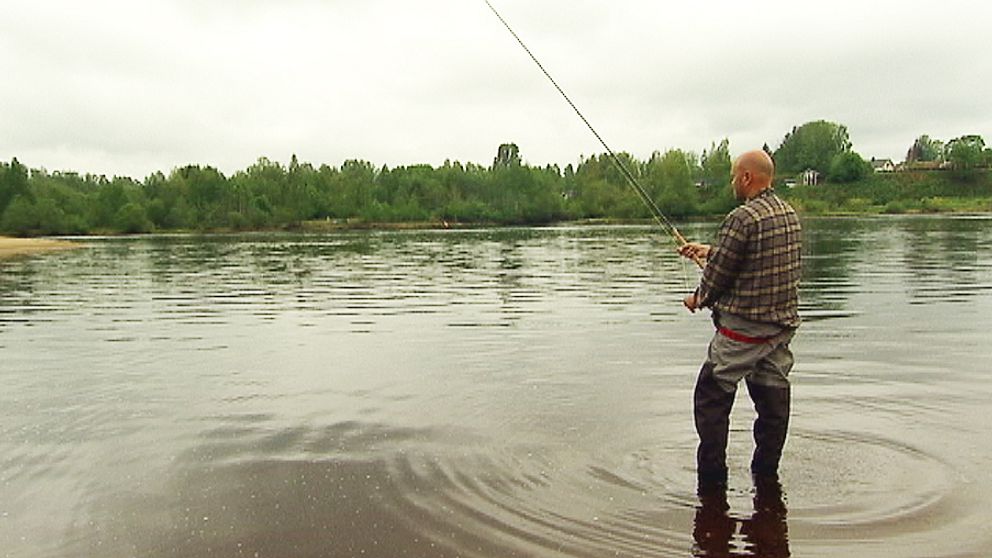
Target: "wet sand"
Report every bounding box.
[0,236,80,259]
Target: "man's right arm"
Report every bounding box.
[696,211,750,308]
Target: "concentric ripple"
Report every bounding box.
[784,430,957,528]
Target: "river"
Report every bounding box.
[1,215,990,557]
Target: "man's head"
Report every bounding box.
[731,150,775,201]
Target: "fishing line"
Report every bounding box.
[483,0,702,271]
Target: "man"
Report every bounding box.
[678,149,802,488]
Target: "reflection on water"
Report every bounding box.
[694,478,789,558]
[2,216,992,557]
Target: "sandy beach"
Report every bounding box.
[0,236,81,259]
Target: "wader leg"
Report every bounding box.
[694,362,736,486]
[746,379,791,477]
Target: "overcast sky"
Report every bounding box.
[2,0,990,179]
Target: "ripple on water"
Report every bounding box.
[8,225,990,558]
[375,449,697,558]
[784,430,959,534]
[85,403,963,557]
[68,418,704,558]
[377,428,966,557]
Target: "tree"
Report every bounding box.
[906,135,945,163]
[176,165,226,225]
[945,135,987,180]
[646,149,698,218]
[0,158,31,218]
[0,197,38,234]
[489,143,550,223]
[114,202,153,234]
[828,151,872,183]
[92,179,129,228]
[773,120,852,175]
[492,143,521,169]
[337,159,377,218]
[573,153,636,218]
[700,139,731,189]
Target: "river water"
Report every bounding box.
[1,216,990,558]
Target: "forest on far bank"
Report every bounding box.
[2,121,990,236]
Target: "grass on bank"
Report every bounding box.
[781,170,992,216]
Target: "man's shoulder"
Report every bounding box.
[744,190,798,219]
[722,204,754,228]
[728,199,763,223]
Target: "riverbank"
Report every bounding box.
[296,216,671,232]
[781,171,992,215]
[0,236,81,260]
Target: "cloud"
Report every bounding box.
[1,0,990,178]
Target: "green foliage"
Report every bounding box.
[572,154,634,218]
[700,139,731,190]
[3,133,990,237]
[492,143,521,169]
[0,158,31,218]
[945,135,987,180]
[906,134,944,163]
[882,200,910,214]
[841,197,874,213]
[828,151,872,183]
[646,149,699,218]
[0,197,40,234]
[774,120,852,175]
[114,203,154,234]
[783,170,992,215]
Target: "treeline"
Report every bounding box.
[0,141,738,235]
[771,122,992,213]
[771,121,991,182]
[2,120,991,236]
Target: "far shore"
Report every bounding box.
[1,209,989,252]
[0,236,82,260]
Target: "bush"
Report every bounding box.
[226,211,249,231]
[882,200,910,214]
[841,197,874,213]
[113,203,153,234]
[792,198,829,215]
[828,152,872,183]
[0,197,39,234]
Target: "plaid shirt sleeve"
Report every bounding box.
[696,208,752,309]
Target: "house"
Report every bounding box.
[870,158,896,173]
[801,169,820,186]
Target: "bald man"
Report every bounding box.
[678,149,802,489]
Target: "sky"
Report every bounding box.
[2,0,990,179]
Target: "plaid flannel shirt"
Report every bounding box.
[696,189,802,328]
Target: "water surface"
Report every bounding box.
[2,216,991,557]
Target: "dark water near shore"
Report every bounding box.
[1,216,991,557]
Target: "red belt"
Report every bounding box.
[717,326,774,344]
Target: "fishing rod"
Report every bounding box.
[483,0,703,267]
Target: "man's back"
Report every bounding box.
[698,189,801,327]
